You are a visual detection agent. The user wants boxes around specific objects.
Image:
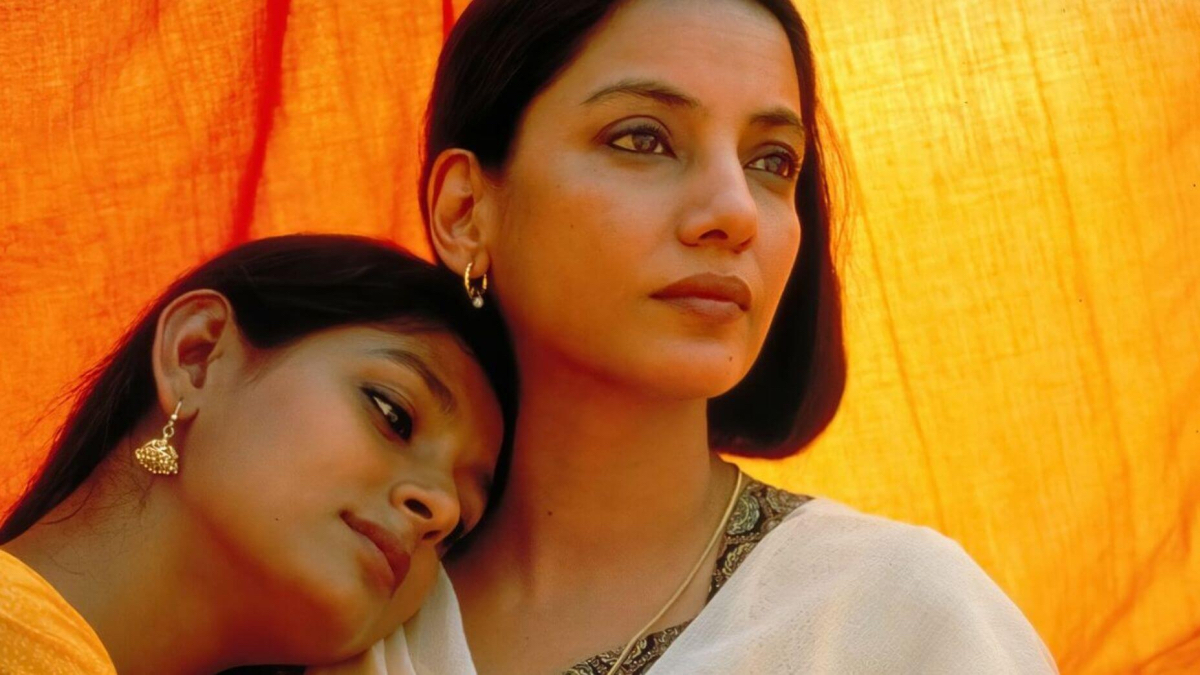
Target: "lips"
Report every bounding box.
[342,512,411,594]
[651,273,752,313]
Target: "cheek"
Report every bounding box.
[177,377,409,657]
[493,154,673,334]
[179,375,387,602]
[758,206,802,303]
[187,381,366,514]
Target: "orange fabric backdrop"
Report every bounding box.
[1,1,1197,672]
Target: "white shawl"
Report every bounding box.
[311,498,1058,674]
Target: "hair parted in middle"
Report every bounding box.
[420,0,846,457]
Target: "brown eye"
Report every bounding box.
[367,390,413,441]
[747,152,798,179]
[609,126,670,155]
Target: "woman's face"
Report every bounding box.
[179,325,503,662]
[487,0,804,398]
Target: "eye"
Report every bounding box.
[608,123,672,156]
[747,150,799,179]
[366,389,413,441]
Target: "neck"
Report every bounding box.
[2,443,264,674]
[458,351,736,590]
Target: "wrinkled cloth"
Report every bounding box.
[0,550,116,675]
[3,2,1198,672]
[313,499,1058,674]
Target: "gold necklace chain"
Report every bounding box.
[604,467,744,675]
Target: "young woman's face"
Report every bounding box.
[178,325,503,662]
[488,0,803,398]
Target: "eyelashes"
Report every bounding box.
[365,388,414,441]
[746,152,800,180]
[604,120,801,180]
[607,122,673,156]
[362,387,479,554]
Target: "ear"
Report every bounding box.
[149,290,242,421]
[426,148,495,276]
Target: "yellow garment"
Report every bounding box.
[0,550,117,675]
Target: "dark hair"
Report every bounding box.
[420,0,845,457]
[0,234,518,543]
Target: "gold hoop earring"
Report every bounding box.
[134,400,183,475]
[463,261,489,309]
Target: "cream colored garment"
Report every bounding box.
[311,568,467,675]
[312,498,1058,674]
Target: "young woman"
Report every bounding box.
[325,0,1059,673]
[0,235,518,674]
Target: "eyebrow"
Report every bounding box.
[751,107,804,134]
[583,78,700,109]
[582,78,804,134]
[370,348,457,414]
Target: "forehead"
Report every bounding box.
[370,328,501,419]
[377,329,505,468]
[281,325,504,446]
[544,0,800,115]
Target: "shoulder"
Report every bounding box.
[767,497,979,578]
[707,498,1059,673]
[753,498,1021,620]
[728,492,981,590]
[0,550,116,675]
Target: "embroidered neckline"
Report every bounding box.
[564,479,811,675]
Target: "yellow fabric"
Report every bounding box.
[0,1,1196,673]
[0,550,116,674]
[740,3,1200,673]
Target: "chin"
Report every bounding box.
[659,373,746,400]
[632,345,751,399]
[270,571,384,663]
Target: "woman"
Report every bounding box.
[330,0,1059,673]
[0,235,518,674]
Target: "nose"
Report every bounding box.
[676,155,758,252]
[390,479,461,546]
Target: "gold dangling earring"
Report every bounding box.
[134,400,183,475]
[463,261,489,309]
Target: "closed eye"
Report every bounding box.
[365,388,413,441]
